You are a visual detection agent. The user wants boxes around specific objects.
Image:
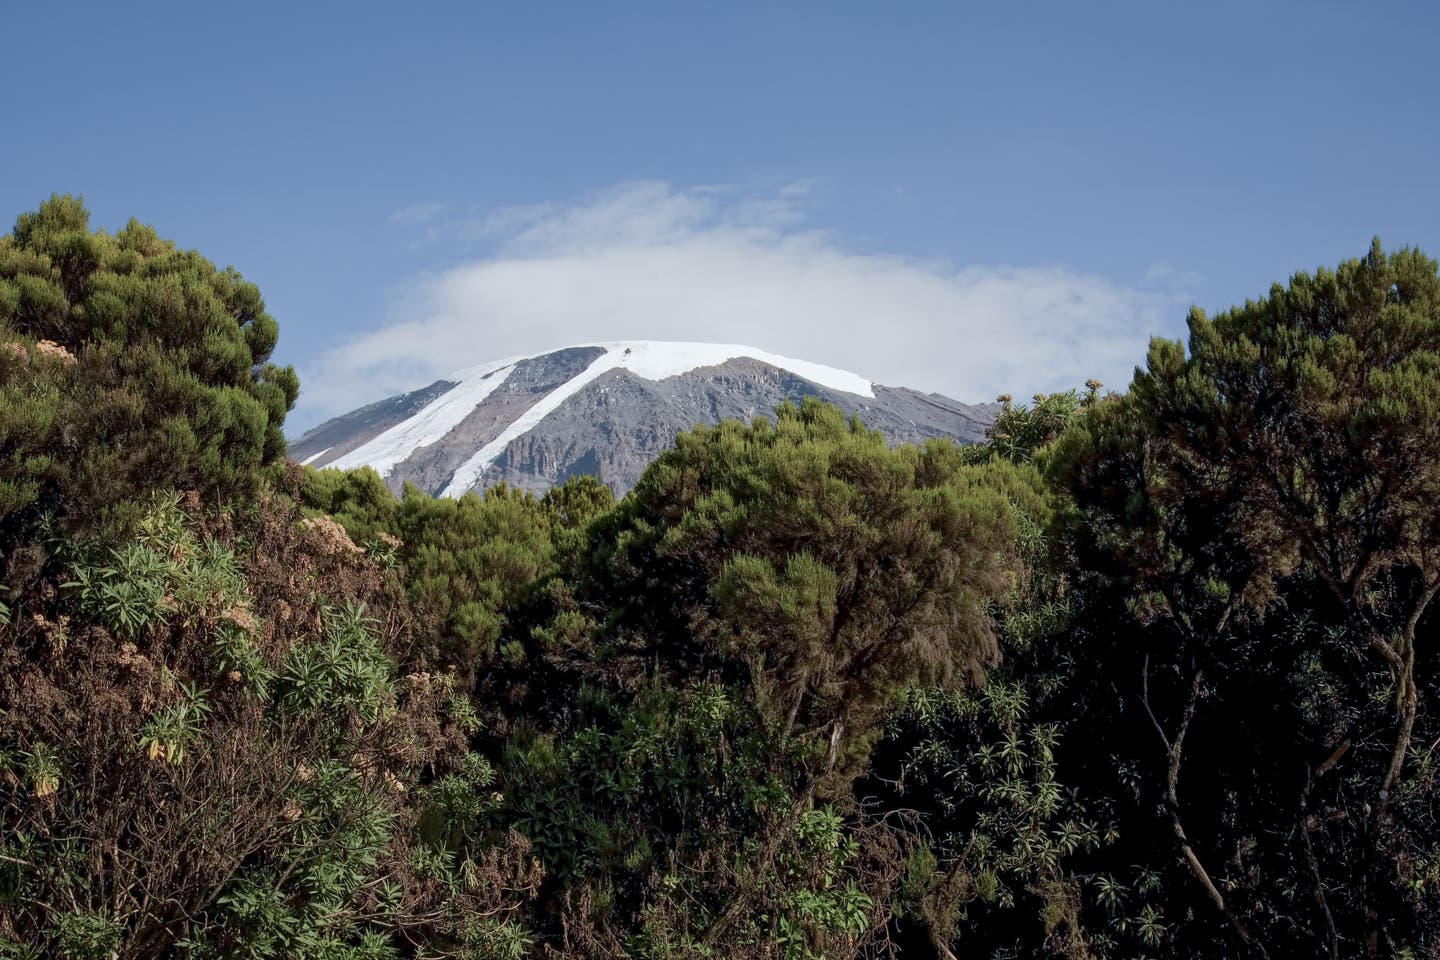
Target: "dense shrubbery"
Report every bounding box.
[2,199,1437,959]
[0,488,543,958]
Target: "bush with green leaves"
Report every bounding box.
[0,493,541,959]
[875,679,1121,958]
[493,676,890,959]
[297,468,614,681]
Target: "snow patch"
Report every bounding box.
[299,446,332,466]
[577,340,875,399]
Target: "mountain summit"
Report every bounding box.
[290,341,997,496]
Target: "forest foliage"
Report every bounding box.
[1,198,1437,959]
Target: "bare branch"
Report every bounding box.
[1142,661,1267,957]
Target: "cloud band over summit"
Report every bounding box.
[295,182,1189,427]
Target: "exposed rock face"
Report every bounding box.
[290,342,997,497]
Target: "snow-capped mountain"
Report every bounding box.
[290,341,997,496]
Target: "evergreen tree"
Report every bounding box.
[543,399,1045,791]
[0,195,298,529]
[1053,240,1440,957]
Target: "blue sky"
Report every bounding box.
[4,1,1438,428]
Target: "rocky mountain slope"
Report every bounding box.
[290,341,997,496]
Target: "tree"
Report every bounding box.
[552,399,1045,791]
[488,400,1046,957]
[0,200,547,959]
[0,195,298,529]
[864,388,1124,960]
[1053,240,1440,957]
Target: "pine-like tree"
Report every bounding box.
[0,195,298,528]
[1054,240,1440,957]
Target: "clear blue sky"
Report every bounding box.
[4,1,1438,424]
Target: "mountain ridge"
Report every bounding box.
[291,341,998,496]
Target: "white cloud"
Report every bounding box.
[295,182,1189,427]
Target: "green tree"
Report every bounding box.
[478,401,1043,957]
[0,195,298,528]
[395,482,556,674]
[866,388,1124,960]
[562,399,1045,792]
[1053,240,1440,957]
